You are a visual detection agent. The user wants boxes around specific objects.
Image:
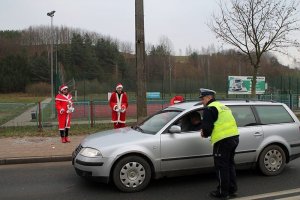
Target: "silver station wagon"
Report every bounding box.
[72,100,300,192]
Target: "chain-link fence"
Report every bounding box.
[0,99,170,129]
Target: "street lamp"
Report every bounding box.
[47,10,55,117]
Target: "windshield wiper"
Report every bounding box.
[133,125,144,133]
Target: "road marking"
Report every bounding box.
[276,196,300,200]
[234,188,300,200]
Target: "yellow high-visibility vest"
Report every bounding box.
[208,101,239,145]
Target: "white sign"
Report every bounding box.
[228,76,266,94]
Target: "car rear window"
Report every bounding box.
[254,105,294,124]
[228,105,256,127]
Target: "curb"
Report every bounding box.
[0,155,72,165]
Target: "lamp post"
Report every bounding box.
[169,56,172,97]
[47,10,55,117]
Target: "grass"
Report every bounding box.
[0,93,48,125]
[0,103,34,125]
[0,93,47,103]
[0,122,136,138]
[0,123,111,137]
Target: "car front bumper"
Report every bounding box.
[72,146,112,183]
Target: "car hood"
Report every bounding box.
[80,127,154,149]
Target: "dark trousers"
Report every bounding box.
[213,135,239,196]
[60,128,69,137]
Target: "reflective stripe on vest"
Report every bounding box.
[208,101,239,145]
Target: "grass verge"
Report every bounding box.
[0,123,137,138]
[0,93,47,103]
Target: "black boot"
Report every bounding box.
[60,130,66,143]
[65,128,70,142]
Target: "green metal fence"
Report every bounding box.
[1,93,300,128]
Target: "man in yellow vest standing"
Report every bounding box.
[199,88,239,199]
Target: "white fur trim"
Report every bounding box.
[55,98,70,102]
[60,85,68,91]
[113,105,118,111]
[116,84,123,89]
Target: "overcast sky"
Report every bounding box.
[0,0,299,67]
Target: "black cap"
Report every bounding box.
[199,88,216,98]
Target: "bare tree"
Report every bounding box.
[158,35,174,96]
[209,0,300,97]
[120,41,133,54]
[158,35,174,55]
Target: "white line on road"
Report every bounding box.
[276,196,300,200]
[234,188,300,200]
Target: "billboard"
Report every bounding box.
[228,76,266,94]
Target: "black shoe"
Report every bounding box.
[209,191,229,199]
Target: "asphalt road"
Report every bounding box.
[0,160,300,200]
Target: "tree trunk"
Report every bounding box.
[251,66,259,98]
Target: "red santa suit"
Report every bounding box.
[55,92,73,130]
[109,84,128,129]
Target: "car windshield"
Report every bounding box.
[135,110,182,134]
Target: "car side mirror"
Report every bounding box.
[169,125,181,133]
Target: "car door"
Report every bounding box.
[228,105,264,164]
[160,110,213,172]
[254,105,300,148]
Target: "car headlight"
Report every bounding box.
[80,148,102,158]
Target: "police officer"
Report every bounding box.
[199,88,239,199]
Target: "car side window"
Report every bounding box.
[254,105,294,124]
[228,105,256,127]
[174,110,203,132]
[174,116,190,132]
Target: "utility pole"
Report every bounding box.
[169,56,172,97]
[135,0,147,122]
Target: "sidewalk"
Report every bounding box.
[0,135,87,165]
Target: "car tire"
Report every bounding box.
[258,145,286,176]
[112,156,151,192]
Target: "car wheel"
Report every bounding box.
[112,156,151,192]
[258,145,286,176]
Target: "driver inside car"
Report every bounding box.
[187,112,202,131]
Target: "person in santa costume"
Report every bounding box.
[109,83,128,129]
[55,84,74,143]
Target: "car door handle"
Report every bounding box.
[254,132,263,136]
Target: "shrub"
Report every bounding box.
[25,82,51,96]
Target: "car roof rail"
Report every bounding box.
[218,98,279,103]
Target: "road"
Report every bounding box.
[0,160,300,200]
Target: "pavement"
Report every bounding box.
[0,97,86,165]
[0,135,87,165]
[0,97,138,165]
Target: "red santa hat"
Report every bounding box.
[171,95,184,105]
[59,84,68,92]
[116,83,123,90]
